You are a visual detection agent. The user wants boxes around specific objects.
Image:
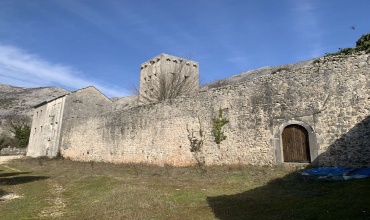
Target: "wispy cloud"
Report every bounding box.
[0,44,129,97]
[291,1,324,58]
[57,0,118,34]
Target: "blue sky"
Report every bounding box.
[0,0,369,97]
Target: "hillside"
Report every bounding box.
[0,84,69,132]
[200,58,314,90]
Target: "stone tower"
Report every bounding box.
[139,54,199,102]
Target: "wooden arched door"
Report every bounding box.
[282,124,310,162]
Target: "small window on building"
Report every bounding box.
[173,59,178,63]
[36,111,38,117]
[166,58,171,61]
[41,126,43,132]
[154,73,157,77]
[193,64,197,68]
[40,110,43,116]
[186,62,190,66]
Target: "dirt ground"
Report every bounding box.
[0,155,26,202]
[0,155,24,164]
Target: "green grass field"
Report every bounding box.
[1,157,369,219]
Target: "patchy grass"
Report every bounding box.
[0,158,370,219]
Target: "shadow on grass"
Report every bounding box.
[0,172,31,178]
[207,116,370,219]
[0,176,48,186]
[207,171,370,219]
[0,189,7,202]
[0,171,48,186]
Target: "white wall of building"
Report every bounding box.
[27,96,66,157]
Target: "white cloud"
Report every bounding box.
[0,44,129,97]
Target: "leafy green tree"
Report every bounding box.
[5,115,31,148]
[355,33,370,53]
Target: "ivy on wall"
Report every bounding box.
[212,108,229,146]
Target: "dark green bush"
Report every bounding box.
[326,33,370,56]
[356,33,370,53]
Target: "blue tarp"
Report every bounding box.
[301,167,370,180]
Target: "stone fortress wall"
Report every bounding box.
[59,53,370,167]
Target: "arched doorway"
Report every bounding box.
[282,124,311,162]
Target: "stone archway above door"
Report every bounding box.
[273,120,319,165]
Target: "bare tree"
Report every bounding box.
[186,116,207,173]
[138,55,199,103]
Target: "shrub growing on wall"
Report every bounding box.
[212,108,229,146]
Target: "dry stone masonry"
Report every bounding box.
[29,53,370,167]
